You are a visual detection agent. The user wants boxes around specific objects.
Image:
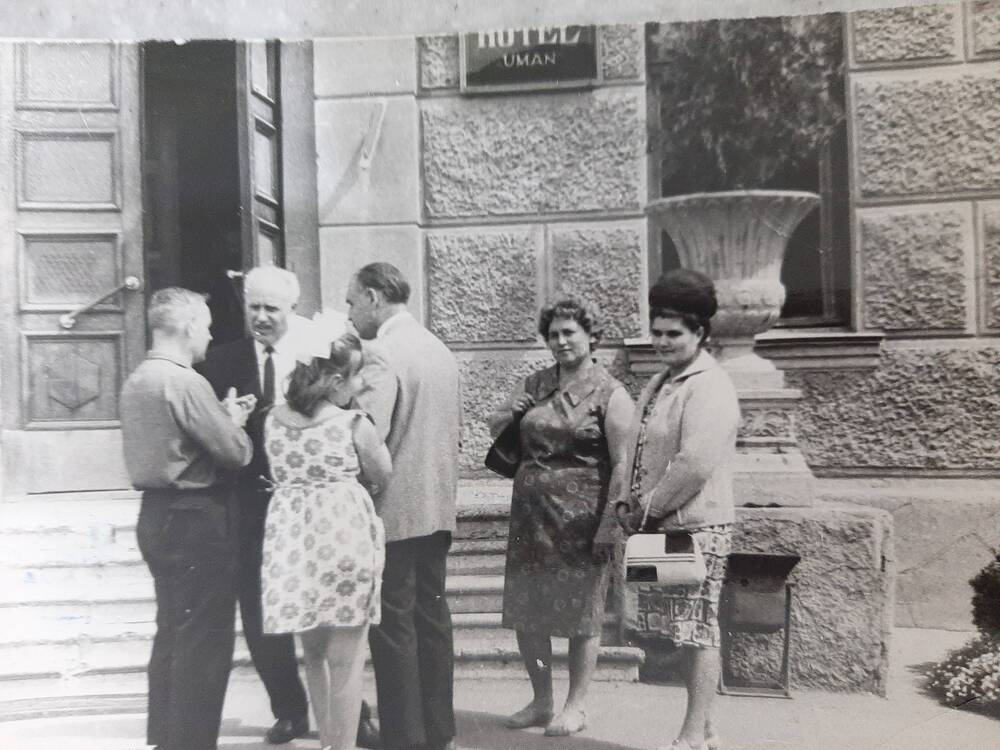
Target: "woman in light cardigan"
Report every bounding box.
[609,269,740,750]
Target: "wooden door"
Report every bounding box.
[0,42,144,495]
[236,41,285,271]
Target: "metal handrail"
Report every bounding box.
[59,275,142,329]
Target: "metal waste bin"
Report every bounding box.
[719,552,800,698]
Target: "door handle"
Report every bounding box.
[59,275,142,329]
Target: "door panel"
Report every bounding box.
[0,42,144,495]
[236,41,284,270]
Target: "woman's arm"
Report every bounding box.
[593,386,635,547]
[603,386,635,502]
[353,413,393,501]
[486,378,531,438]
[643,371,739,520]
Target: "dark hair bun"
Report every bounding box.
[649,269,718,320]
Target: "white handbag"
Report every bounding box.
[623,489,706,587]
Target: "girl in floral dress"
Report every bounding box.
[261,333,390,750]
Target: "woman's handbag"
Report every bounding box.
[623,484,706,586]
[484,419,521,479]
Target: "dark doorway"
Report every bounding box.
[141,41,247,345]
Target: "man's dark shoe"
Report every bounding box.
[356,701,381,749]
[266,716,310,744]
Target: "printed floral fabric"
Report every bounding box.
[501,363,621,638]
[261,408,384,634]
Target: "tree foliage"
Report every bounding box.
[649,15,845,193]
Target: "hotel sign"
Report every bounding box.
[460,26,599,94]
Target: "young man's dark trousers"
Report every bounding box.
[137,488,238,750]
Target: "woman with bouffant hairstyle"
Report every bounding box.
[605,269,740,750]
[261,332,391,750]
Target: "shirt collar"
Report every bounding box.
[254,332,291,358]
[531,360,604,407]
[146,350,191,369]
[668,349,716,383]
[377,310,412,338]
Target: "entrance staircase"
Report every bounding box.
[0,481,642,704]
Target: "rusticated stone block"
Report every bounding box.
[854,69,1000,197]
[859,207,969,331]
[458,350,625,476]
[421,89,644,218]
[418,34,459,90]
[971,0,1000,58]
[599,24,644,81]
[819,479,1000,630]
[981,202,1000,330]
[426,228,541,343]
[548,222,644,340]
[851,5,960,64]
[788,347,1000,471]
[458,351,553,476]
[628,504,893,694]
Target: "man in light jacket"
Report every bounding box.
[348,262,462,750]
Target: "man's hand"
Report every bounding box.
[511,393,536,418]
[223,387,256,428]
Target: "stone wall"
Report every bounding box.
[792,2,1000,474]
[313,28,648,475]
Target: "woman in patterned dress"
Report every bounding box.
[489,299,633,737]
[261,333,390,750]
[610,269,740,750]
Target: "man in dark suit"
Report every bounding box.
[197,265,379,748]
[349,262,462,750]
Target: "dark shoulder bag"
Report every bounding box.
[484,373,536,478]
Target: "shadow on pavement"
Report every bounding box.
[455,709,645,750]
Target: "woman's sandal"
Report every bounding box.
[504,703,554,729]
[705,729,721,750]
[659,739,709,750]
[543,707,587,737]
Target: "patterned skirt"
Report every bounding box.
[623,524,732,649]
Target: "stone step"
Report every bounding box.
[0,639,642,707]
[1,572,505,614]
[446,538,507,576]
[2,545,508,604]
[0,616,636,684]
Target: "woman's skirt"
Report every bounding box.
[623,524,732,649]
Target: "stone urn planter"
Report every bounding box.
[646,190,819,388]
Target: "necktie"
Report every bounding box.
[262,345,275,406]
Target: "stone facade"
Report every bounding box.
[790,347,1000,472]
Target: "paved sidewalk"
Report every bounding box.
[0,629,996,749]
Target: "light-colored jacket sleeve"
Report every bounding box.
[645,371,739,518]
[354,341,398,444]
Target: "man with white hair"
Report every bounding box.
[121,287,255,750]
[197,266,313,745]
[197,266,380,747]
